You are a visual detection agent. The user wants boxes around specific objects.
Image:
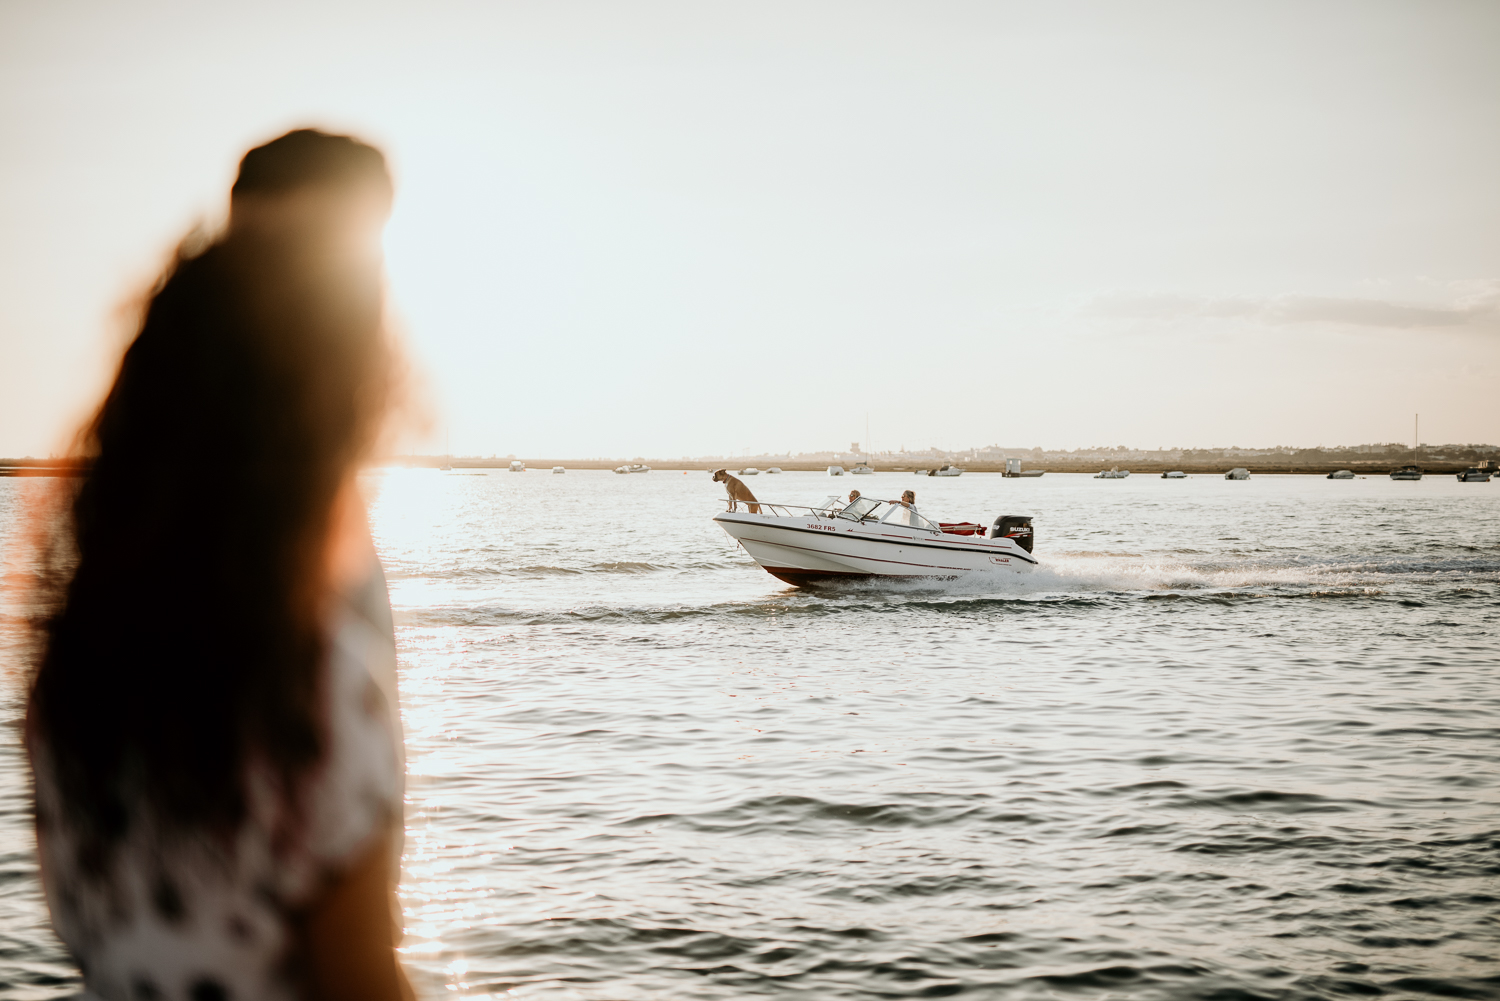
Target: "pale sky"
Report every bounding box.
[2,0,1496,458]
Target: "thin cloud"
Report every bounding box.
[1090,281,1500,330]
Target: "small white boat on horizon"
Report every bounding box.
[851,464,875,475]
[928,465,964,477]
[509,460,526,472]
[714,495,1036,587]
[741,467,760,476]
[827,465,845,476]
[552,466,566,474]
[1327,469,1355,479]
[615,463,651,474]
[1226,467,1250,480]
[1390,465,1423,481]
[1003,459,1044,478]
[1095,467,1130,479]
[1161,470,1187,479]
[765,467,783,474]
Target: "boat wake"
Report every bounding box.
[392,552,1499,629]
[799,552,1499,599]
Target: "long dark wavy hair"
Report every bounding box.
[27,129,395,865]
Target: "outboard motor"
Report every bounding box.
[991,515,1034,552]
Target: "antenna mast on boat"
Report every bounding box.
[1414,413,1418,450]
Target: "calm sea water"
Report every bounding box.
[1,470,1497,1000]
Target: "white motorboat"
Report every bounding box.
[1003,459,1044,477]
[1457,468,1491,482]
[552,466,566,474]
[614,463,651,474]
[1225,467,1250,480]
[1161,470,1187,479]
[741,467,760,476]
[928,465,964,477]
[509,460,526,472]
[827,465,845,476]
[1390,465,1423,481]
[715,495,1036,587]
[1327,469,1355,479]
[851,464,875,475]
[1095,467,1130,479]
[765,467,783,474]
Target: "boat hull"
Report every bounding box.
[715,512,1036,584]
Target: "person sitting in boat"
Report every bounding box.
[832,489,861,514]
[892,489,921,526]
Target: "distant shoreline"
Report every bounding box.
[381,458,1488,476]
[3,458,1489,478]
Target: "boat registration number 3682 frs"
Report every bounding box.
[806,523,836,532]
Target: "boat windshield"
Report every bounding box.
[834,498,940,532]
[879,504,940,531]
[836,497,884,521]
[812,494,843,515]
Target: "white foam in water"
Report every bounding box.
[828,554,1404,599]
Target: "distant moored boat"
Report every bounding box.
[827,465,845,476]
[1095,467,1130,479]
[1225,467,1250,480]
[1390,465,1423,480]
[1457,468,1492,482]
[1327,469,1355,479]
[1161,470,1187,479]
[1004,459,1044,477]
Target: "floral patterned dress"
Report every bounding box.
[32,570,404,1001]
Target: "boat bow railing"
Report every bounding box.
[719,498,944,533]
[721,500,836,518]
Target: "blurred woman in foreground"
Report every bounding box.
[26,129,412,1000]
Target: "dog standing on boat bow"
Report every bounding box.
[712,469,760,513]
